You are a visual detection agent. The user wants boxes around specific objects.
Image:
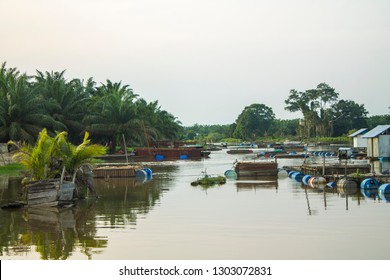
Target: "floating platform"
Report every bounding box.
[92,164,143,178]
[134,147,205,160]
[234,161,278,177]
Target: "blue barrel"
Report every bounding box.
[325,152,332,157]
[379,184,390,202]
[360,178,379,189]
[135,169,147,181]
[224,169,237,179]
[288,171,296,178]
[143,168,153,180]
[302,175,312,186]
[155,154,165,161]
[179,154,189,160]
[292,172,304,182]
[361,188,378,200]
[378,183,390,194]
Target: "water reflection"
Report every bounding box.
[235,178,278,192]
[0,174,172,259]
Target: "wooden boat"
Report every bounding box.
[234,161,278,177]
[227,149,253,154]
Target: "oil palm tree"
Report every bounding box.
[32,70,90,143]
[84,80,142,150]
[0,63,65,142]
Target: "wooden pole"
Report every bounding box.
[122,134,129,164]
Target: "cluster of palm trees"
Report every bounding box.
[0,62,182,149]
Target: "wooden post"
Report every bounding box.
[122,134,129,164]
[322,154,326,176]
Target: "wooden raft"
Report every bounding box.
[234,161,278,177]
[92,164,142,178]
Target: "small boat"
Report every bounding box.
[234,160,278,178]
[227,149,253,154]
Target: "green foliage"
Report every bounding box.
[234,103,275,140]
[0,62,182,146]
[0,163,26,176]
[9,129,106,182]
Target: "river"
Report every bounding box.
[1,150,389,260]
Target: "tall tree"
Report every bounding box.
[0,63,64,142]
[84,80,140,151]
[233,103,275,140]
[285,83,338,137]
[329,99,368,136]
[32,71,90,142]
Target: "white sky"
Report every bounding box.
[1,0,389,126]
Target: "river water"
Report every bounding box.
[1,150,389,260]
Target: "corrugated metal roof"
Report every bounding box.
[349,128,368,137]
[362,125,390,138]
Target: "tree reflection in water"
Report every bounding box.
[0,171,172,259]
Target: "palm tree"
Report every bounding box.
[10,129,106,183]
[0,63,65,143]
[32,70,90,143]
[53,130,106,182]
[84,80,142,151]
[9,129,56,181]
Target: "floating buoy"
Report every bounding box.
[143,168,153,180]
[224,169,237,179]
[308,177,327,188]
[277,169,288,177]
[378,183,390,194]
[378,184,390,202]
[361,188,378,199]
[337,178,358,194]
[292,172,304,182]
[135,169,147,182]
[360,178,379,189]
[288,171,297,178]
[302,175,312,186]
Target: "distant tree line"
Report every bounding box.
[2,62,389,146]
[0,62,182,149]
[183,83,390,143]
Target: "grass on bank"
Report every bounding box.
[0,163,26,176]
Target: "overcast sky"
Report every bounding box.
[1,0,389,126]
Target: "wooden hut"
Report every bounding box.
[363,125,390,174]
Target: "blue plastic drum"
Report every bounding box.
[143,168,153,180]
[155,154,165,161]
[378,184,390,202]
[288,171,297,178]
[360,178,380,189]
[292,172,304,182]
[302,175,312,186]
